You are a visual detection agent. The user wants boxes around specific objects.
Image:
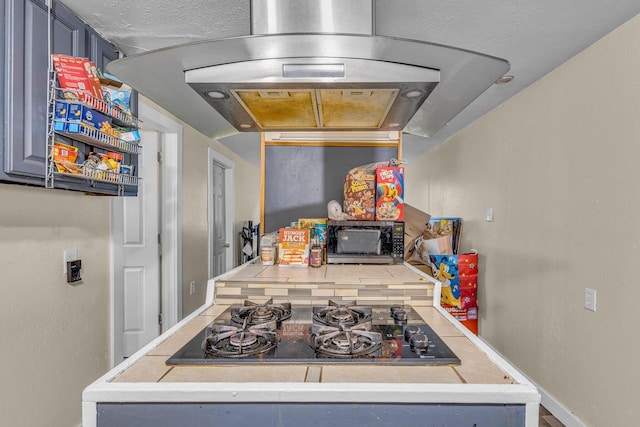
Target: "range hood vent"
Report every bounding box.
[106,0,510,139]
[186,57,439,132]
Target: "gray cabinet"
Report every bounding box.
[1,0,136,195]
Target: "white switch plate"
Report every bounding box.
[64,248,78,274]
[485,207,494,222]
[584,288,597,311]
[190,281,196,295]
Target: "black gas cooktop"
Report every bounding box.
[166,301,460,366]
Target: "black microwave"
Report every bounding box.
[326,220,404,264]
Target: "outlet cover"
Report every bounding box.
[64,248,78,274]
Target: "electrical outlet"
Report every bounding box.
[584,288,597,311]
[190,281,196,295]
[63,248,78,274]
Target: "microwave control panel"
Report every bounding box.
[392,222,405,262]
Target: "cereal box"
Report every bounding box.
[375,166,404,221]
[278,228,310,267]
[343,171,376,220]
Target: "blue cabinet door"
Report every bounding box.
[1,0,86,183]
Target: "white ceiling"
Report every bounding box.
[59,0,640,166]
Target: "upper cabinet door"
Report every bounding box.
[88,29,119,70]
[2,0,85,181]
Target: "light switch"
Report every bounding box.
[485,207,494,222]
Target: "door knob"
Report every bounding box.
[223,243,230,248]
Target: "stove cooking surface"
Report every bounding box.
[166,305,461,366]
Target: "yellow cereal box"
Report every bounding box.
[278,228,310,267]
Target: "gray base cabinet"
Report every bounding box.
[1,0,137,195]
[97,402,526,427]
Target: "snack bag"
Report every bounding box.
[429,251,478,310]
[278,228,310,267]
[375,166,404,221]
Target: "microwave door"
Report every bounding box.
[337,229,382,255]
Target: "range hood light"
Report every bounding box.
[389,123,401,128]
[239,123,252,129]
[495,75,514,84]
[206,91,228,99]
[403,90,425,99]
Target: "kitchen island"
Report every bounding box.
[82,262,540,426]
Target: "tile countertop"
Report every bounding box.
[111,304,513,385]
[108,263,509,385]
[83,262,540,427]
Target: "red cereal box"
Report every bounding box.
[375,166,404,221]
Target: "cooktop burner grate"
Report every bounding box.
[202,320,279,358]
[312,299,372,328]
[310,323,382,358]
[230,298,292,328]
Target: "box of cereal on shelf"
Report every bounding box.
[278,227,310,267]
[375,166,404,221]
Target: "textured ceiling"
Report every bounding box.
[58,0,640,165]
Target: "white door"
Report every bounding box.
[211,161,226,277]
[208,148,235,278]
[112,130,161,361]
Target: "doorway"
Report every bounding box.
[208,148,235,278]
[110,102,183,366]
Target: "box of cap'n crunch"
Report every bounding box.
[277,228,310,267]
[375,166,404,221]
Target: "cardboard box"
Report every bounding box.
[375,166,404,221]
[51,54,103,102]
[66,103,112,133]
[403,204,432,250]
[54,101,68,132]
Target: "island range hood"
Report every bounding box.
[107,0,510,138]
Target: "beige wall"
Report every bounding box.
[0,185,110,427]
[405,13,640,427]
[0,99,259,427]
[179,123,261,316]
[140,97,261,317]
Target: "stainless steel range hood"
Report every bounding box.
[107,0,510,138]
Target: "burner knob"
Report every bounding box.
[392,309,407,322]
[390,305,404,316]
[404,325,422,341]
[410,333,429,351]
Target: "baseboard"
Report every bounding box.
[477,337,587,427]
[537,385,587,427]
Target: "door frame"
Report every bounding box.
[109,101,183,367]
[208,147,236,277]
